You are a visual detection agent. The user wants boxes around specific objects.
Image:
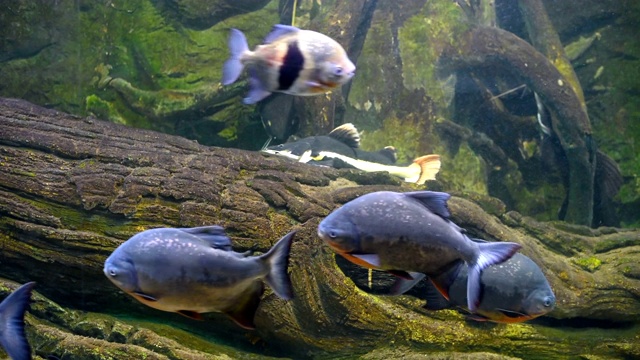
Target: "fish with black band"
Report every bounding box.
[104,225,295,330]
[222,24,356,104]
[262,123,442,184]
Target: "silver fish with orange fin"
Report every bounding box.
[222,24,356,104]
[390,249,556,323]
[317,191,522,313]
[103,225,295,329]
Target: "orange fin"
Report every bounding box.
[413,154,441,185]
[348,253,381,269]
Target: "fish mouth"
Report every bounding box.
[317,228,346,251]
[325,239,351,254]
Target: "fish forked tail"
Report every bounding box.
[260,231,296,300]
[222,28,250,85]
[0,281,36,360]
[467,241,521,313]
[408,154,441,185]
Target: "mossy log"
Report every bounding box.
[1,98,639,359]
[440,25,597,227]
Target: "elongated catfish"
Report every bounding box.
[104,226,294,329]
[317,191,521,313]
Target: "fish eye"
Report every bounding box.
[329,231,338,239]
[333,66,343,76]
[109,269,117,277]
[543,297,554,307]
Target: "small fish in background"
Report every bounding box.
[390,250,556,323]
[317,191,522,313]
[104,225,295,329]
[262,123,442,184]
[222,24,356,104]
[0,281,36,360]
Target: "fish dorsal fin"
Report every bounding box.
[263,24,300,44]
[403,191,452,219]
[179,226,232,251]
[224,283,264,330]
[379,146,397,163]
[329,123,360,148]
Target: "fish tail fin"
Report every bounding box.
[260,231,295,300]
[412,154,441,185]
[0,282,35,360]
[222,28,249,85]
[467,241,521,313]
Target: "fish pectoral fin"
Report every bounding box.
[386,270,414,280]
[134,292,158,302]
[177,310,204,321]
[497,308,528,318]
[350,254,382,268]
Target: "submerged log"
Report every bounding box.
[1,98,639,359]
[440,25,596,227]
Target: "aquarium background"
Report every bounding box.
[1,0,639,359]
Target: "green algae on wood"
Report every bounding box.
[572,256,603,272]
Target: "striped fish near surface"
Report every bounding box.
[222,24,356,104]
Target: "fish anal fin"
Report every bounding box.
[177,310,203,321]
[389,272,426,295]
[387,270,414,280]
[423,280,451,311]
[429,260,464,301]
[244,70,272,104]
[225,284,264,330]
